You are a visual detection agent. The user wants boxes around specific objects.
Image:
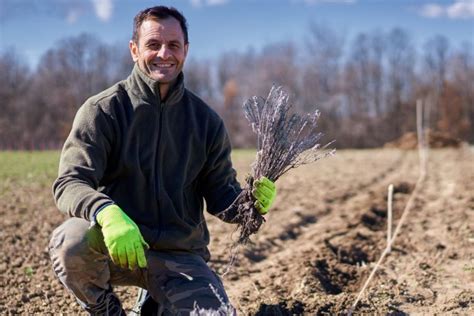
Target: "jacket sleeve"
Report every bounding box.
[52,102,115,221]
[200,120,242,223]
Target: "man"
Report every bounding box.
[48,5,276,315]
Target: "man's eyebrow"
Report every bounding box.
[145,38,160,44]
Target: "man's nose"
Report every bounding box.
[157,45,171,59]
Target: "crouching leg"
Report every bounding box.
[48,217,145,315]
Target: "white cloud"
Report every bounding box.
[420,0,474,19]
[190,0,230,7]
[420,4,444,17]
[447,0,474,18]
[207,0,230,5]
[91,0,113,21]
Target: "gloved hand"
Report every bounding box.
[252,176,276,215]
[96,204,148,270]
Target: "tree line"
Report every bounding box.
[1,25,473,150]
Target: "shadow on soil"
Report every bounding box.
[243,212,318,263]
[255,301,305,315]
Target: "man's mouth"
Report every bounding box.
[152,63,174,69]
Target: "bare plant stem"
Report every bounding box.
[233,86,335,246]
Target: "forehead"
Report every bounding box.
[139,18,184,43]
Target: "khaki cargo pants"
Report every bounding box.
[49,218,234,315]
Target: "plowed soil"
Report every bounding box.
[1,148,473,314]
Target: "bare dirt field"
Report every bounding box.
[1,148,473,315]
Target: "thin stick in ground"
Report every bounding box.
[348,100,428,315]
[387,184,394,253]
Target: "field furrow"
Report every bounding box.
[1,148,472,315]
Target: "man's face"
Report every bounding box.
[130,18,188,83]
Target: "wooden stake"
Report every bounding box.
[348,100,429,315]
[387,184,394,253]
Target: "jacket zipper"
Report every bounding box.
[154,101,165,243]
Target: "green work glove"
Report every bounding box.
[252,176,277,215]
[96,204,148,270]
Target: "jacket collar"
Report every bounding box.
[128,63,185,106]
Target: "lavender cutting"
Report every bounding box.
[233,85,335,245]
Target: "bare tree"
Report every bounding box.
[385,28,415,139]
[422,35,450,130]
[301,23,345,146]
[424,35,450,89]
[22,34,122,147]
[2,27,472,150]
[449,42,474,141]
[0,50,31,149]
[342,31,388,147]
[345,31,385,117]
[185,58,214,102]
[303,22,345,112]
[215,49,265,147]
[246,41,301,108]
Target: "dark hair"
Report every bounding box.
[132,6,189,44]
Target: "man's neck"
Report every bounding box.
[159,83,170,101]
[159,77,179,102]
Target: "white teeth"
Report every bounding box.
[154,63,172,68]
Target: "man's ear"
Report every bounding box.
[129,40,139,62]
[184,43,189,59]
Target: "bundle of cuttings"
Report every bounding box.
[231,85,335,245]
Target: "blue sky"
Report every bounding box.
[1,0,473,68]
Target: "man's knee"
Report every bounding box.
[49,218,105,276]
[49,218,89,255]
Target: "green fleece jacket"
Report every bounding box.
[53,64,242,260]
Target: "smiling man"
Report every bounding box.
[129,13,188,99]
[48,6,276,316]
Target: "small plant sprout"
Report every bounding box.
[24,266,34,277]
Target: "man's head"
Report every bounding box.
[129,6,189,89]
